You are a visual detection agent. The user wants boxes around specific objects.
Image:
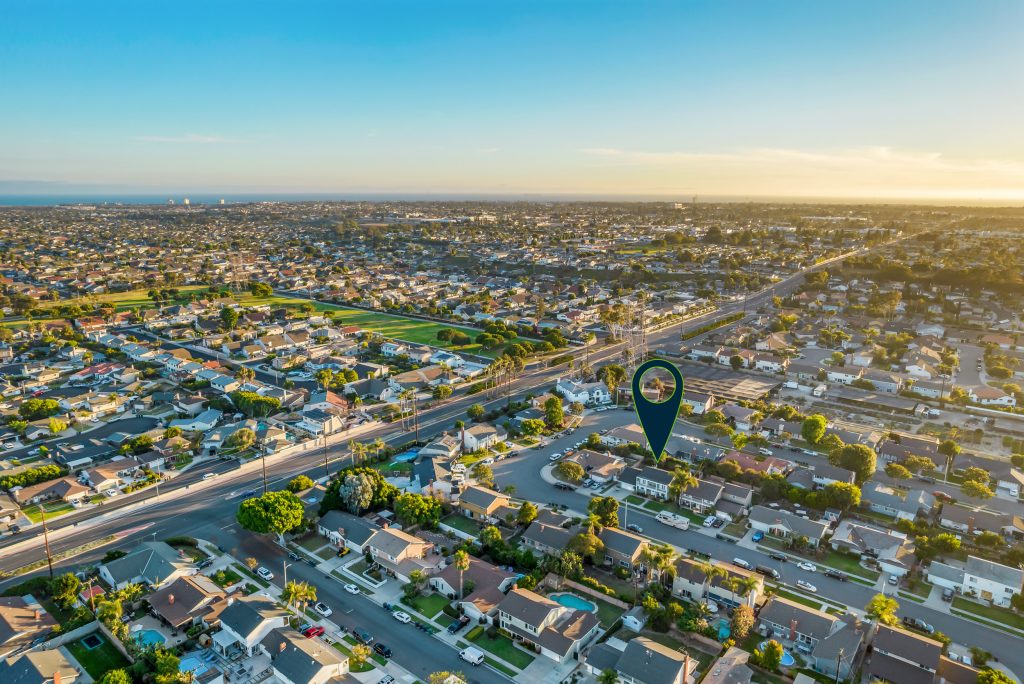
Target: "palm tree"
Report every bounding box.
[455,420,466,452]
[696,560,726,586]
[669,467,699,501]
[281,581,301,611]
[297,582,317,615]
[315,368,334,391]
[597,668,619,684]
[235,366,255,383]
[453,550,470,599]
[733,575,761,598]
[372,437,386,460]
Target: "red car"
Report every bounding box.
[302,626,325,638]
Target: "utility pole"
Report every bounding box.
[834,648,844,684]
[283,560,290,588]
[412,393,420,442]
[40,505,54,579]
[260,438,268,495]
[323,433,330,480]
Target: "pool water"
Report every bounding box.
[549,592,597,612]
[179,655,210,676]
[716,618,731,641]
[393,450,419,463]
[134,629,167,648]
[759,641,796,667]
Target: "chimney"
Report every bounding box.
[790,618,797,641]
[279,641,287,653]
[168,594,175,605]
[54,673,62,684]
[684,654,691,681]
[967,516,975,535]
[33,609,41,621]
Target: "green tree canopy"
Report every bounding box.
[236,491,304,539]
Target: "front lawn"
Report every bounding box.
[211,568,243,588]
[466,626,535,670]
[234,564,270,588]
[22,501,76,523]
[402,592,450,618]
[331,642,376,672]
[952,597,1024,630]
[66,634,130,678]
[773,589,826,610]
[819,551,880,581]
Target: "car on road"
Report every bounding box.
[732,558,751,570]
[353,628,373,644]
[768,552,788,562]
[553,482,575,491]
[373,643,393,658]
[797,561,817,572]
[548,453,562,461]
[288,551,300,561]
[103,489,119,497]
[626,523,643,533]
[823,569,847,581]
[932,491,956,503]
[796,580,817,593]
[302,626,325,638]
[256,567,274,580]
[313,602,332,617]
[480,458,494,466]
[242,489,258,498]
[391,611,412,624]
[755,565,780,579]
[378,677,395,684]
[903,616,934,633]
[202,473,217,480]
[751,531,764,542]
[343,583,360,594]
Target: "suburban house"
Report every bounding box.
[418,433,461,459]
[810,463,856,488]
[861,482,934,521]
[615,636,699,684]
[867,624,978,684]
[98,541,195,590]
[677,478,724,515]
[11,476,90,506]
[555,378,611,405]
[567,449,626,484]
[748,506,829,547]
[0,650,81,684]
[215,595,289,657]
[810,613,866,681]
[365,527,440,582]
[682,390,715,415]
[938,506,1012,536]
[260,627,349,684]
[295,408,346,436]
[961,555,1024,607]
[599,526,649,569]
[634,466,674,501]
[601,424,647,448]
[829,520,916,578]
[84,457,142,491]
[495,588,601,663]
[757,596,840,653]
[148,574,228,631]
[521,521,575,558]
[0,596,58,659]
[458,485,513,522]
[317,510,380,553]
[428,556,516,622]
[702,648,753,684]
[461,424,505,452]
[671,557,763,609]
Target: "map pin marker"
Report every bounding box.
[632,358,684,463]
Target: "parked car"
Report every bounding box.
[392,611,412,624]
[302,626,325,638]
[626,523,643,533]
[768,552,788,562]
[313,602,332,617]
[796,561,817,572]
[553,482,575,491]
[941,587,954,602]
[374,643,393,658]
[755,565,780,579]
[796,580,817,593]
[887,575,899,586]
[823,569,847,581]
[202,472,217,480]
[343,583,360,594]
[256,567,274,580]
[353,628,373,644]
[378,677,395,684]
[711,518,724,528]
[732,558,751,570]
[902,616,934,634]
[751,531,764,542]
[548,453,562,461]
[196,558,214,570]
[702,515,717,527]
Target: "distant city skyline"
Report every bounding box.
[3,1,1023,201]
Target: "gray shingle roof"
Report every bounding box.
[965,555,1024,588]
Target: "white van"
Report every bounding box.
[732,557,752,570]
[459,647,485,665]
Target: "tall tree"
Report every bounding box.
[453,550,470,599]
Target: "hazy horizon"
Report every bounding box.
[3,1,1023,201]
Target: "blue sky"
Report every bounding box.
[3,1,1023,199]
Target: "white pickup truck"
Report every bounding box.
[656,511,690,530]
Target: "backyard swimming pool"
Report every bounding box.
[393,449,419,463]
[133,629,166,648]
[549,592,597,612]
[759,641,796,667]
[716,618,731,641]
[179,654,211,676]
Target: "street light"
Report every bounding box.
[40,505,55,579]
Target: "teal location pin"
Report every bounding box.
[632,359,684,463]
